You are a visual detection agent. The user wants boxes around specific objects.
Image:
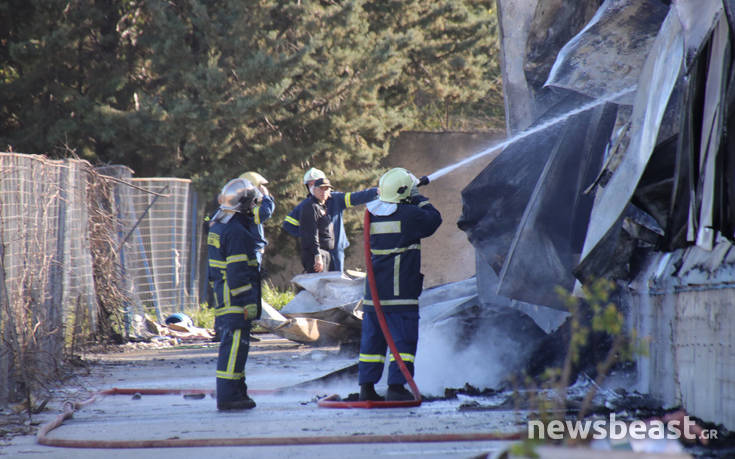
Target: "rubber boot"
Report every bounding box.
[386,384,413,401]
[240,382,256,408]
[217,398,256,410]
[217,383,256,411]
[359,383,384,401]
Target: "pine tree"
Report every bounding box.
[1,0,503,266]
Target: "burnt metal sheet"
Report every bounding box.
[726,0,735,32]
[694,14,730,250]
[524,0,600,89]
[633,135,678,230]
[457,101,564,275]
[723,58,735,239]
[579,10,684,268]
[664,58,704,250]
[496,103,618,309]
[574,206,636,283]
[673,0,724,68]
[458,91,617,309]
[545,0,668,105]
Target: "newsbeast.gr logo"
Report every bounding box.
[528,414,718,441]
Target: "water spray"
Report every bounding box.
[423,86,636,183]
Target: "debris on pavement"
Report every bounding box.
[256,271,365,346]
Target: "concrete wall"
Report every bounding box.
[626,250,735,430]
[382,131,505,288]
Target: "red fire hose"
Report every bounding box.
[317,210,421,408]
[37,386,520,447]
[37,388,521,448]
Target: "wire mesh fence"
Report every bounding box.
[1,153,199,407]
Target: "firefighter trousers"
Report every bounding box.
[358,309,418,386]
[216,323,252,404]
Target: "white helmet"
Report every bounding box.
[303,167,326,184]
[218,178,262,213]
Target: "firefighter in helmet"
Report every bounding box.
[207,177,263,410]
[358,168,442,401]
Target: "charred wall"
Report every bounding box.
[475,0,735,429]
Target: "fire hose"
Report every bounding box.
[37,386,520,447]
[36,176,523,447]
[37,387,521,448]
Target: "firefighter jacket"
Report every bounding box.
[363,195,442,312]
[207,213,262,330]
[282,187,378,251]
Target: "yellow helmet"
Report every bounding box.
[378,168,416,203]
[239,171,268,186]
[303,167,326,184]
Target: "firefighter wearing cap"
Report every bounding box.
[207,177,263,410]
[358,167,442,402]
[298,176,335,273]
[283,167,378,272]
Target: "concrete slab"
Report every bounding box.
[0,335,521,458]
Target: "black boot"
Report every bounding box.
[386,384,413,401]
[359,383,384,401]
[240,382,257,408]
[217,383,256,411]
[217,398,256,410]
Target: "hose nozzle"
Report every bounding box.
[417,176,430,187]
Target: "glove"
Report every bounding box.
[408,173,420,197]
[410,184,419,197]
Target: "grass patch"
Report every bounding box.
[193,303,215,329]
[262,281,295,310]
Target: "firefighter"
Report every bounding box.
[207,178,263,410]
[358,167,442,401]
[283,167,378,272]
[205,171,273,343]
[299,176,334,273]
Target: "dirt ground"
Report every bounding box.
[0,334,522,458]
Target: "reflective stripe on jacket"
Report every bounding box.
[282,188,378,251]
[208,213,261,329]
[363,196,441,312]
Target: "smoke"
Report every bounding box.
[414,302,549,397]
[414,320,504,396]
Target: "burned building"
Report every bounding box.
[459,0,735,429]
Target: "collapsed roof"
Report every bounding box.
[459,0,735,309]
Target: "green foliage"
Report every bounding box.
[262,281,295,311]
[193,303,215,329]
[0,1,502,259]
[1,0,503,275]
[535,279,648,424]
[508,439,541,458]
